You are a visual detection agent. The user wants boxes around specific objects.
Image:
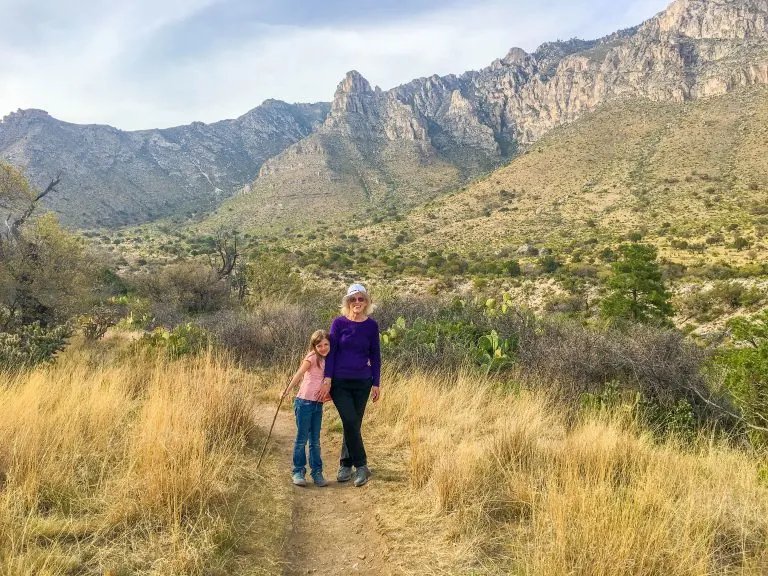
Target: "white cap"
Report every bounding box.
[346,283,367,297]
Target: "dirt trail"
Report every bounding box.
[254,404,393,576]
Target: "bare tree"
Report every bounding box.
[210,229,240,280]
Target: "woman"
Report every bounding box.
[322,283,381,487]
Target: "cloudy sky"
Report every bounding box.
[0,0,672,130]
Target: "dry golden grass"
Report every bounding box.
[366,369,768,575]
[4,336,768,575]
[0,334,290,576]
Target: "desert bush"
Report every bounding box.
[375,295,535,372]
[135,261,228,313]
[138,323,213,359]
[242,253,304,302]
[741,285,766,308]
[380,316,482,371]
[112,295,153,330]
[78,301,128,340]
[707,281,746,308]
[373,294,447,330]
[378,295,714,416]
[377,295,718,423]
[199,299,327,365]
[0,322,71,370]
[518,319,716,417]
[537,254,561,274]
[731,236,751,250]
[677,288,718,323]
[677,282,764,323]
[544,294,587,315]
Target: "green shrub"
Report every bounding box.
[138,323,212,359]
[0,322,71,370]
[135,262,228,313]
[544,294,586,315]
[198,300,331,365]
[731,236,751,250]
[711,310,768,446]
[79,302,128,340]
[537,254,560,274]
[708,281,747,309]
[639,396,697,441]
[505,260,521,277]
[677,282,764,323]
[380,316,481,370]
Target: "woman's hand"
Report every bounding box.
[371,386,380,403]
[317,381,332,402]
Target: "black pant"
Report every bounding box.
[330,379,372,468]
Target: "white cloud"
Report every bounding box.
[0,0,672,130]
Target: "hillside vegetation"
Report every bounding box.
[356,87,768,266]
[205,131,462,232]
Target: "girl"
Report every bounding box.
[280,329,332,487]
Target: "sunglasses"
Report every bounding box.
[348,295,367,303]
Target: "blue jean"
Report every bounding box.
[293,398,323,475]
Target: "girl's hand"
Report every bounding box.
[371,386,380,403]
[322,377,332,387]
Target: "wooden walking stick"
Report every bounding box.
[256,386,288,470]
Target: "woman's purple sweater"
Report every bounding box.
[323,316,381,387]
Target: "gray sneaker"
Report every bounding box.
[292,472,307,487]
[311,471,328,487]
[337,466,353,482]
[353,465,371,487]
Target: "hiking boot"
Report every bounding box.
[292,472,307,487]
[337,466,353,482]
[353,465,371,487]
[311,471,328,487]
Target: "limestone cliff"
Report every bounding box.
[226,0,768,231]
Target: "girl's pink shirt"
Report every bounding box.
[296,353,325,401]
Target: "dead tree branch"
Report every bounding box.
[7,173,61,237]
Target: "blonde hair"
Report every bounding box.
[340,292,374,317]
[306,329,329,368]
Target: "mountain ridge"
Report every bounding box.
[0,100,329,228]
[2,0,767,231]
[209,0,768,232]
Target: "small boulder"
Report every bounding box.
[517,244,539,256]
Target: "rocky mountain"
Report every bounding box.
[0,101,329,228]
[2,0,767,232]
[214,0,768,231]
